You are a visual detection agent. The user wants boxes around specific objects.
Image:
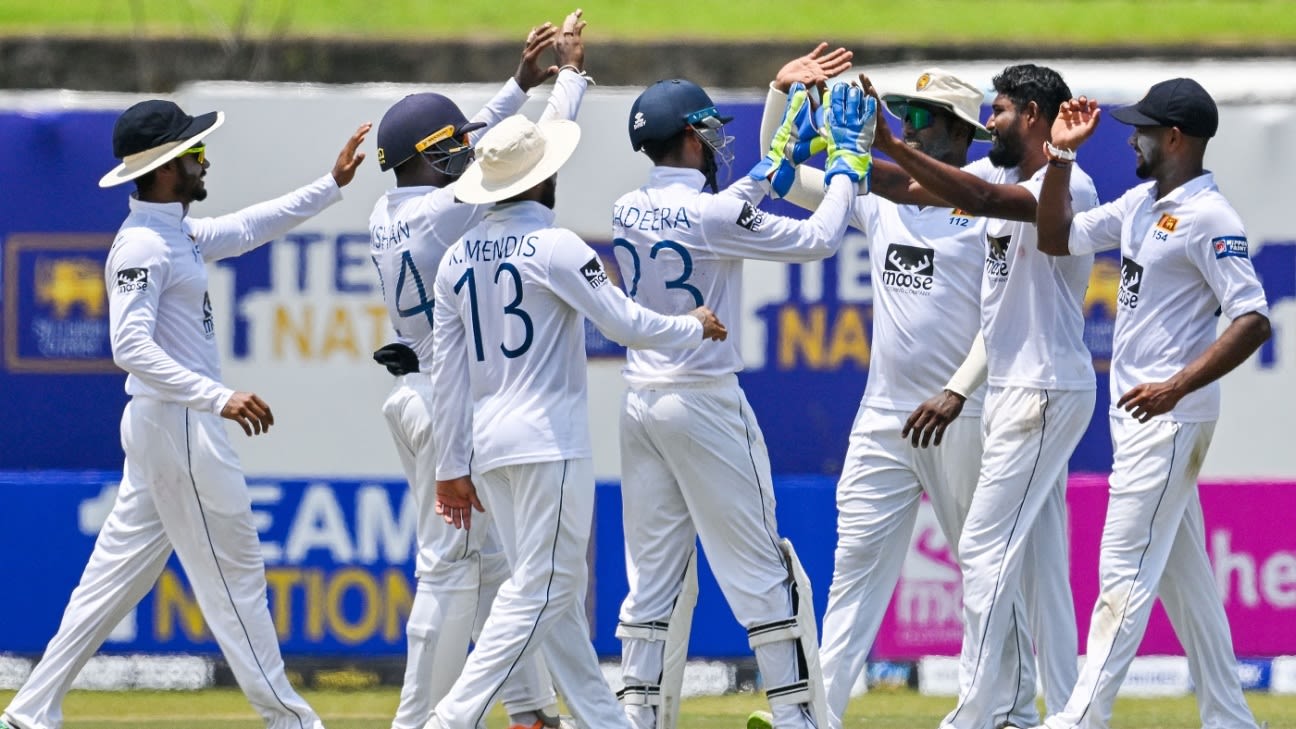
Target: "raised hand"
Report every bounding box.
[514,22,558,91]
[221,391,275,437]
[749,82,826,198]
[774,42,853,94]
[857,74,899,154]
[822,81,878,190]
[553,8,587,73]
[1051,96,1101,151]
[689,306,728,341]
[330,122,371,187]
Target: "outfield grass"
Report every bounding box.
[0,0,1293,44]
[2,688,1293,729]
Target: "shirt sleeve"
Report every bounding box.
[1067,196,1127,255]
[188,174,342,262]
[467,78,531,143]
[422,184,492,248]
[538,68,589,123]
[545,230,703,349]
[106,231,234,413]
[698,176,852,262]
[431,249,474,480]
[758,84,828,213]
[1184,206,1270,320]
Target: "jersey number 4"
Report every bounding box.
[612,238,703,307]
[454,263,534,362]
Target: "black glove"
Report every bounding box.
[373,342,420,376]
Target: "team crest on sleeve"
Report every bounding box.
[736,202,766,232]
[115,267,149,293]
[580,256,609,290]
[1213,236,1249,259]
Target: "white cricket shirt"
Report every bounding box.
[107,174,342,413]
[612,167,853,387]
[857,158,997,416]
[370,71,587,369]
[1067,172,1269,422]
[432,202,704,478]
[980,163,1099,390]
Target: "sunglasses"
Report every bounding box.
[894,103,937,131]
[180,144,206,165]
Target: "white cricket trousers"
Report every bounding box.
[429,458,630,729]
[618,378,812,729]
[2,397,320,729]
[1043,418,1257,729]
[821,406,1074,729]
[380,375,556,729]
[941,386,1094,729]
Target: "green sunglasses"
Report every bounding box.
[894,103,937,131]
[179,144,206,165]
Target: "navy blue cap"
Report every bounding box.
[1111,78,1218,139]
[628,79,734,151]
[112,100,219,159]
[376,93,487,172]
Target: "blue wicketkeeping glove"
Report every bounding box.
[822,82,877,192]
[748,82,826,198]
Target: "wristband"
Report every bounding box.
[558,65,595,85]
[1043,141,1076,163]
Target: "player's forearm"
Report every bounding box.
[1166,312,1271,397]
[538,67,589,123]
[869,159,945,207]
[944,331,988,398]
[1036,162,1075,256]
[879,138,1034,221]
[759,84,826,212]
[592,294,703,350]
[112,331,232,412]
[195,174,342,261]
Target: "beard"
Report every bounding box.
[987,132,1023,168]
[538,177,557,209]
[1133,134,1159,179]
[173,164,207,202]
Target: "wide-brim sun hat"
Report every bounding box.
[99,99,224,188]
[881,68,992,141]
[453,115,581,205]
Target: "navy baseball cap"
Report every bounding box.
[376,93,487,172]
[629,79,734,151]
[1111,78,1218,138]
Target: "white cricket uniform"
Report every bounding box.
[1041,173,1267,729]
[428,201,703,729]
[942,164,1099,729]
[613,167,853,729]
[2,177,342,729]
[758,85,1066,728]
[368,72,587,729]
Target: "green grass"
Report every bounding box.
[0,0,1292,44]
[1,687,1293,729]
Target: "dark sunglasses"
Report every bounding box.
[894,103,938,131]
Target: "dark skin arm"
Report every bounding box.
[1118,312,1271,422]
[1038,98,1101,255]
[860,74,1038,222]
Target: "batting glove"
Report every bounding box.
[748,82,826,198]
[822,82,877,192]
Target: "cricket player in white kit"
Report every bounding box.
[864,64,1099,729]
[428,114,727,729]
[612,79,874,729]
[1034,79,1269,729]
[1,101,368,729]
[367,15,589,729]
[754,55,1072,729]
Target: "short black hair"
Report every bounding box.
[992,64,1071,124]
[640,128,689,164]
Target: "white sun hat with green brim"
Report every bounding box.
[881,68,992,141]
[452,115,581,205]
